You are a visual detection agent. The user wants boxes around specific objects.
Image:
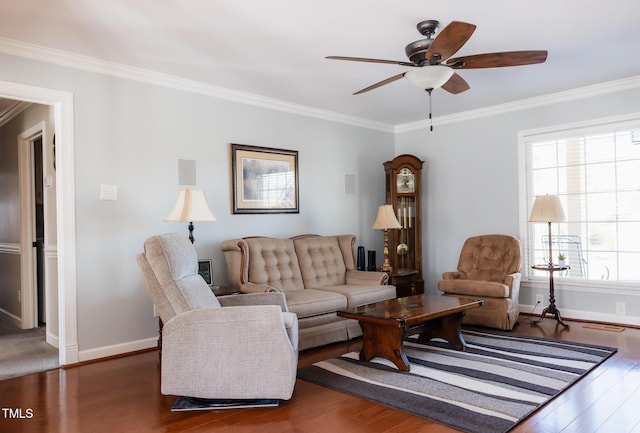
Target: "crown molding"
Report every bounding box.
[0,99,31,127]
[4,37,638,136]
[0,37,394,133]
[395,75,640,134]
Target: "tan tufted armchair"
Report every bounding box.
[438,234,522,330]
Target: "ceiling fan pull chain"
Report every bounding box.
[427,88,434,131]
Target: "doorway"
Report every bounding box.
[0,80,78,366]
[0,110,59,378]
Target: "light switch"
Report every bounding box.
[100,184,118,201]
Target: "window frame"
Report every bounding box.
[518,112,640,291]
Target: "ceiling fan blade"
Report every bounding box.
[326,56,416,67]
[353,72,406,95]
[425,21,477,63]
[441,72,470,94]
[447,50,548,69]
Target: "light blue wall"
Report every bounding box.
[0,52,394,354]
[396,86,640,324]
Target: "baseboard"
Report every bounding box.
[77,337,158,363]
[46,330,59,348]
[0,308,21,328]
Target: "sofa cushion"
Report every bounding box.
[294,236,347,288]
[438,278,509,298]
[315,284,397,308]
[283,289,347,319]
[244,237,305,292]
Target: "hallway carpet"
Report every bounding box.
[0,321,59,380]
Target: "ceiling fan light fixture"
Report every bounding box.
[404,66,454,90]
[328,19,547,98]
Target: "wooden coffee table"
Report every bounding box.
[337,295,483,371]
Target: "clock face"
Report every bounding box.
[396,168,415,193]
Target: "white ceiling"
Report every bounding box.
[1,0,640,126]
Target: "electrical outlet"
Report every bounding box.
[536,294,544,305]
[616,302,626,315]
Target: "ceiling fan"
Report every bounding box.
[327,20,548,129]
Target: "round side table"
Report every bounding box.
[530,264,570,328]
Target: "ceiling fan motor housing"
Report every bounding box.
[405,39,434,65]
[405,20,440,65]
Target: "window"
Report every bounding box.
[520,115,640,285]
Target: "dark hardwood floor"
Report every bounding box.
[1,316,639,433]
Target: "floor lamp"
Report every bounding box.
[165,188,218,243]
[529,194,566,267]
[372,204,402,273]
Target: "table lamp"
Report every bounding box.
[165,188,218,243]
[529,194,566,267]
[372,204,402,272]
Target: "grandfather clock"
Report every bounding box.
[383,154,424,297]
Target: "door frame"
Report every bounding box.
[2,80,78,365]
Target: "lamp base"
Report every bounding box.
[381,229,393,273]
[547,221,553,267]
[188,221,195,244]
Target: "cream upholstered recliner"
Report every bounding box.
[438,234,522,330]
[137,233,298,405]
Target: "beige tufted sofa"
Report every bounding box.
[437,234,522,330]
[222,234,397,350]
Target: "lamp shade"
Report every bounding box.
[529,194,566,223]
[165,188,218,222]
[404,65,455,90]
[372,204,402,230]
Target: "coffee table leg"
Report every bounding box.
[358,322,410,371]
[415,312,467,350]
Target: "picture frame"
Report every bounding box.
[198,259,213,285]
[231,143,299,214]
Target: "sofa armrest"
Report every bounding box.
[161,306,297,399]
[346,269,388,285]
[218,292,289,312]
[442,271,465,280]
[221,238,249,289]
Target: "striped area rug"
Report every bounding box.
[297,327,616,433]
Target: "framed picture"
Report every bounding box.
[198,259,213,285]
[231,143,299,214]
